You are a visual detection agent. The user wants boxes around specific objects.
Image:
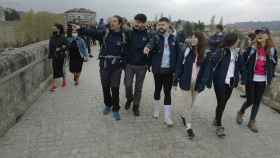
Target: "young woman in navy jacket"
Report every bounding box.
[174,32,208,139]
[236,28,278,133]
[210,32,245,138]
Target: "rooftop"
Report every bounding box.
[65,8,96,14]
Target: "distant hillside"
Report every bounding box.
[226,21,280,31]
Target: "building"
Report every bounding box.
[0,6,5,21]
[64,8,96,25]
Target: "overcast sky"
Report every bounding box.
[0,0,280,24]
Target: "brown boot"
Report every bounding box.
[248,120,258,133]
[236,111,244,125]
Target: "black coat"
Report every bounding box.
[175,46,211,92]
[79,28,129,69]
[146,32,179,74]
[211,48,246,90]
[126,28,152,66]
[242,47,278,85]
[48,34,68,59]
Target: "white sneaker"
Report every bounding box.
[164,105,174,127]
[153,100,160,119]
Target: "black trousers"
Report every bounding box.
[52,57,65,79]
[240,82,266,121]
[100,67,122,112]
[214,84,233,126]
[153,73,173,105]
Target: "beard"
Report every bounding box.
[158,28,166,33]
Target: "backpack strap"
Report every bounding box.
[102,29,110,49]
[213,48,225,71]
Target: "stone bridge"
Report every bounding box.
[0,42,280,158]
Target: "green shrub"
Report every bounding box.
[15,10,64,47]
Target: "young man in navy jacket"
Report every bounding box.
[144,17,179,127]
[124,14,151,116]
[75,15,129,121]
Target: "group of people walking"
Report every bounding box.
[48,13,278,139]
[48,23,90,91]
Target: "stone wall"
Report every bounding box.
[0,41,51,136]
[264,35,280,111]
[263,68,280,112]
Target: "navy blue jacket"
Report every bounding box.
[79,28,128,58]
[127,28,151,66]
[242,47,278,85]
[210,48,245,89]
[79,28,129,69]
[175,46,211,93]
[146,32,179,74]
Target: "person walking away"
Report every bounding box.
[208,24,225,53]
[144,17,180,127]
[236,28,278,133]
[49,24,68,92]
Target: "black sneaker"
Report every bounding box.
[240,94,246,98]
[216,126,226,138]
[133,109,140,117]
[125,99,132,110]
[89,54,93,58]
[187,129,195,140]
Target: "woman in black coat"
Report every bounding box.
[210,32,245,138]
[174,32,208,139]
[49,24,68,92]
[66,24,89,86]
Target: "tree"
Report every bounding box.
[194,20,205,32]
[4,8,20,21]
[182,21,193,37]
[168,15,172,21]
[15,10,64,46]
[219,16,223,25]
[154,14,158,22]
[210,15,216,32]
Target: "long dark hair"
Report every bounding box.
[112,15,124,29]
[221,32,238,48]
[54,23,65,35]
[193,32,207,65]
[256,34,275,55]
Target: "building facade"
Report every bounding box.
[0,6,5,21]
[64,8,96,25]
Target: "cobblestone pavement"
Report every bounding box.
[1,50,280,158]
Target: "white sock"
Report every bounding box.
[186,123,192,130]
